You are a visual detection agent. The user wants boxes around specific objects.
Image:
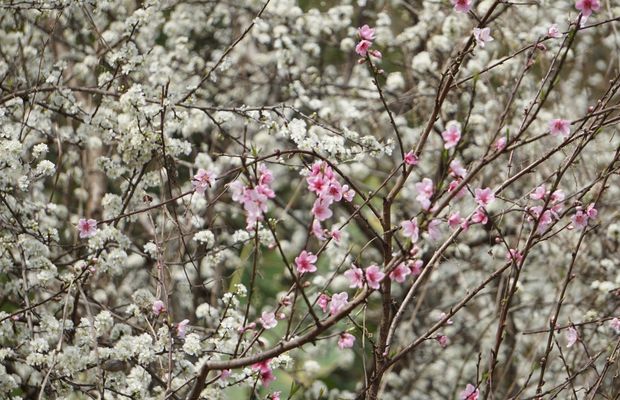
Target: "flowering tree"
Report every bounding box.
[1,0,620,399]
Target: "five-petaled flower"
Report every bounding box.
[474,187,495,207]
[295,250,318,274]
[338,332,356,349]
[358,25,376,41]
[344,265,364,288]
[330,292,349,315]
[192,168,216,194]
[365,265,385,290]
[473,27,494,48]
[259,311,278,329]
[442,122,461,149]
[77,218,97,239]
[152,300,165,316]
[549,118,571,138]
[400,218,420,242]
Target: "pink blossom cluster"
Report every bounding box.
[571,203,597,229]
[355,25,382,59]
[527,185,566,233]
[344,264,385,290]
[229,164,275,230]
[306,161,355,238]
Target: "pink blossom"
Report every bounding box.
[575,0,601,17]
[400,218,419,242]
[344,265,364,288]
[252,359,271,373]
[355,40,372,57]
[338,332,356,349]
[494,136,507,151]
[448,212,464,230]
[77,218,97,239]
[415,178,434,210]
[506,249,523,264]
[549,119,571,138]
[571,210,589,229]
[192,168,216,194]
[220,369,231,380]
[358,25,376,41]
[438,312,454,325]
[259,311,277,329]
[436,334,450,348]
[410,260,423,276]
[317,294,330,313]
[530,185,547,200]
[473,27,493,48]
[152,300,166,316]
[451,0,473,13]
[586,203,598,219]
[610,317,620,334]
[474,187,495,207]
[427,219,442,241]
[460,384,480,400]
[269,391,281,400]
[329,292,349,315]
[449,159,467,178]
[342,185,356,202]
[389,262,411,283]
[404,151,419,166]
[441,122,461,149]
[260,369,276,387]
[177,319,190,338]
[312,198,333,221]
[548,24,562,38]
[295,250,318,274]
[448,179,467,199]
[330,228,342,243]
[566,326,579,347]
[311,219,325,240]
[365,265,385,290]
[471,208,488,225]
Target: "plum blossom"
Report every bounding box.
[312,219,325,240]
[436,334,450,348]
[229,164,275,230]
[295,250,317,274]
[474,187,495,207]
[494,136,507,151]
[575,0,601,17]
[441,122,461,149]
[344,265,364,288]
[427,219,442,241]
[566,326,579,347]
[548,24,562,38]
[252,359,276,387]
[312,198,333,221]
[152,300,165,316]
[317,294,330,313]
[177,319,190,338]
[410,259,424,276]
[389,262,411,283]
[306,161,354,225]
[400,218,419,242]
[449,159,467,178]
[404,151,418,166]
[451,0,473,13]
[460,384,480,400]
[330,228,342,243]
[268,392,281,400]
[259,311,277,329]
[473,27,493,48]
[448,212,464,230]
[358,25,376,41]
[549,119,570,138]
[530,185,547,200]
[77,218,97,239]
[610,318,620,334]
[571,204,596,229]
[338,332,356,349]
[330,292,349,315]
[355,40,372,57]
[506,249,523,264]
[471,208,488,225]
[220,369,231,381]
[192,168,216,194]
[365,265,385,290]
[415,178,434,210]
